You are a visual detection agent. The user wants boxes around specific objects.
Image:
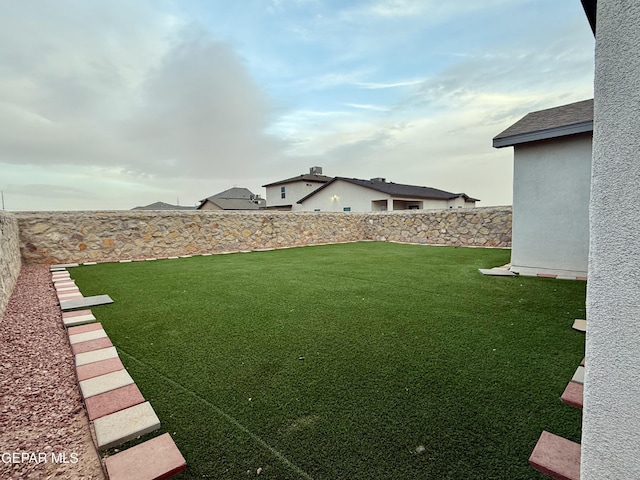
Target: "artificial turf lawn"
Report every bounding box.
[70,242,585,479]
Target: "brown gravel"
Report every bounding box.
[0,265,105,480]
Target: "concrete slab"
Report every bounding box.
[85,383,145,420]
[50,267,67,272]
[529,430,581,480]
[60,294,113,311]
[79,369,135,399]
[479,268,517,276]
[119,260,132,263]
[571,366,585,385]
[53,279,76,287]
[75,346,119,366]
[58,292,83,301]
[104,433,186,480]
[93,402,160,451]
[58,290,82,296]
[56,286,80,293]
[63,312,97,328]
[69,328,108,344]
[68,322,103,335]
[51,263,79,269]
[63,309,93,319]
[561,381,584,409]
[84,262,98,265]
[71,337,113,355]
[76,357,124,381]
[572,319,587,332]
[52,271,71,278]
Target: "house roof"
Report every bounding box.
[262,173,333,188]
[581,0,596,35]
[493,99,594,148]
[210,187,255,200]
[297,177,479,203]
[132,201,195,210]
[199,198,261,210]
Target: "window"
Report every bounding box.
[280,186,286,199]
[343,207,351,212]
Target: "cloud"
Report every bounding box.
[0,1,284,183]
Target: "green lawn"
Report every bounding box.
[70,242,585,479]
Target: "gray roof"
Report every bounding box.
[262,173,333,188]
[493,99,593,148]
[211,187,255,200]
[199,198,261,210]
[132,201,195,210]
[297,177,479,203]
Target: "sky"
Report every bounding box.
[0,0,595,211]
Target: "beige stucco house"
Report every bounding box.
[493,99,593,278]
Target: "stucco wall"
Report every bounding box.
[15,207,511,264]
[582,2,640,478]
[511,133,592,277]
[0,211,22,322]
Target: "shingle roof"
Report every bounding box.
[297,177,479,203]
[200,198,261,210]
[262,173,333,188]
[211,187,255,200]
[132,201,195,210]
[493,99,593,148]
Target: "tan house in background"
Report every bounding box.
[197,187,265,211]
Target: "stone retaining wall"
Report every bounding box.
[15,207,511,264]
[0,211,22,321]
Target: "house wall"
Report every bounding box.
[296,180,462,212]
[14,207,511,264]
[295,181,392,212]
[510,133,592,278]
[198,200,223,211]
[583,2,640,478]
[265,181,325,208]
[0,211,22,322]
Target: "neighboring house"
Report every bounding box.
[197,187,265,211]
[262,166,332,210]
[295,177,478,212]
[132,201,195,210]
[493,98,593,278]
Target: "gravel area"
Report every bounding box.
[0,265,104,479]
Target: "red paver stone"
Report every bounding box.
[85,383,145,420]
[68,322,104,336]
[71,337,113,355]
[529,431,581,480]
[561,381,584,409]
[537,273,558,279]
[76,357,124,381]
[104,433,186,480]
[63,309,93,319]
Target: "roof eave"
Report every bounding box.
[493,120,593,148]
[581,0,597,35]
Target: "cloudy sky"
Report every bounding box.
[0,0,594,211]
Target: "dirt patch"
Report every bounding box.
[0,265,104,479]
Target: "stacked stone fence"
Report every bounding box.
[14,206,512,265]
[0,211,22,321]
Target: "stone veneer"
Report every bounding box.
[0,211,22,321]
[14,207,512,265]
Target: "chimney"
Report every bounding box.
[309,166,323,175]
